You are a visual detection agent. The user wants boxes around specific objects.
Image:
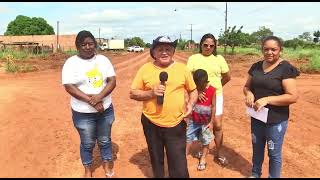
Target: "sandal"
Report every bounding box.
[214,156,228,166]
[195,152,202,159]
[105,170,114,178]
[197,162,207,171]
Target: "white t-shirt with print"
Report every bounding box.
[62,54,116,113]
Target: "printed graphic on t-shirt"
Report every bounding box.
[86,64,103,88]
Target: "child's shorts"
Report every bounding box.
[186,120,214,145]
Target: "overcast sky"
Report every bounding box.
[1,2,319,43]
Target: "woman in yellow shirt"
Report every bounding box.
[187,33,231,166]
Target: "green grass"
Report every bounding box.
[309,54,320,72]
[282,48,315,60]
[187,46,320,73]
[0,50,29,60]
[217,47,260,56]
[0,49,50,61]
[63,50,78,56]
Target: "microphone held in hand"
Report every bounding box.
[157,71,168,105]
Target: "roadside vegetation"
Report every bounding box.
[1,14,320,73]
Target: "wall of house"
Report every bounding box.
[0,34,77,52]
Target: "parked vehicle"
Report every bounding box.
[100,39,124,51]
[127,46,144,52]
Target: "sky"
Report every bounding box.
[0,2,319,43]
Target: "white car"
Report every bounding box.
[127,46,144,52]
[127,46,135,52]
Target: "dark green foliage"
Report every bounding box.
[4,15,55,36]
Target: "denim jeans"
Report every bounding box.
[186,120,214,145]
[251,118,288,178]
[72,104,115,166]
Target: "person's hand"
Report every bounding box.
[253,97,269,111]
[198,91,208,103]
[153,84,165,97]
[183,117,190,125]
[88,94,103,106]
[205,122,213,131]
[245,92,255,108]
[184,103,194,118]
[94,102,104,113]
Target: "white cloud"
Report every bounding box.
[159,2,223,11]
[79,9,131,22]
[0,5,11,13]
[294,16,320,31]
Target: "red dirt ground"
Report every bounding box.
[0,50,319,177]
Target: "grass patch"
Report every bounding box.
[0,49,50,61]
[4,54,36,73]
[4,54,19,73]
[63,50,78,56]
[282,48,314,60]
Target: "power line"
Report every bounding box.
[224,2,227,55]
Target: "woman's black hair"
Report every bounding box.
[261,35,283,50]
[193,69,208,87]
[75,30,97,49]
[199,33,217,56]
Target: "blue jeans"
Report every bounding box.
[251,118,288,178]
[72,104,115,166]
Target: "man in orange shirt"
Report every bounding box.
[130,36,198,178]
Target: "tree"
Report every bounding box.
[145,43,151,48]
[125,37,146,47]
[218,25,249,54]
[298,32,312,42]
[4,15,55,36]
[313,30,320,43]
[250,26,273,43]
[284,38,305,50]
[176,39,188,50]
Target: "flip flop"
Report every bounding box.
[197,162,207,171]
[214,156,228,166]
[105,170,114,178]
[195,152,202,159]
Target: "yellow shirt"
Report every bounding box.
[187,53,229,95]
[131,62,196,127]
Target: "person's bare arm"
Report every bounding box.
[184,89,198,117]
[207,92,217,130]
[130,84,165,101]
[221,71,231,86]
[243,75,255,108]
[64,84,91,103]
[254,78,298,111]
[89,76,116,105]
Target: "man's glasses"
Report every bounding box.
[203,44,215,48]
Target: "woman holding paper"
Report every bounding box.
[243,36,299,178]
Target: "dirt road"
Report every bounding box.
[0,51,319,177]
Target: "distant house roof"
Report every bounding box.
[0,41,39,45]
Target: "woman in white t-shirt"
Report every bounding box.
[62,30,116,178]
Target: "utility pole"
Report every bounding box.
[190,24,193,49]
[190,24,193,43]
[57,21,59,52]
[224,2,228,55]
[99,28,101,45]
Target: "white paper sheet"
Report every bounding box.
[246,106,269,123]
